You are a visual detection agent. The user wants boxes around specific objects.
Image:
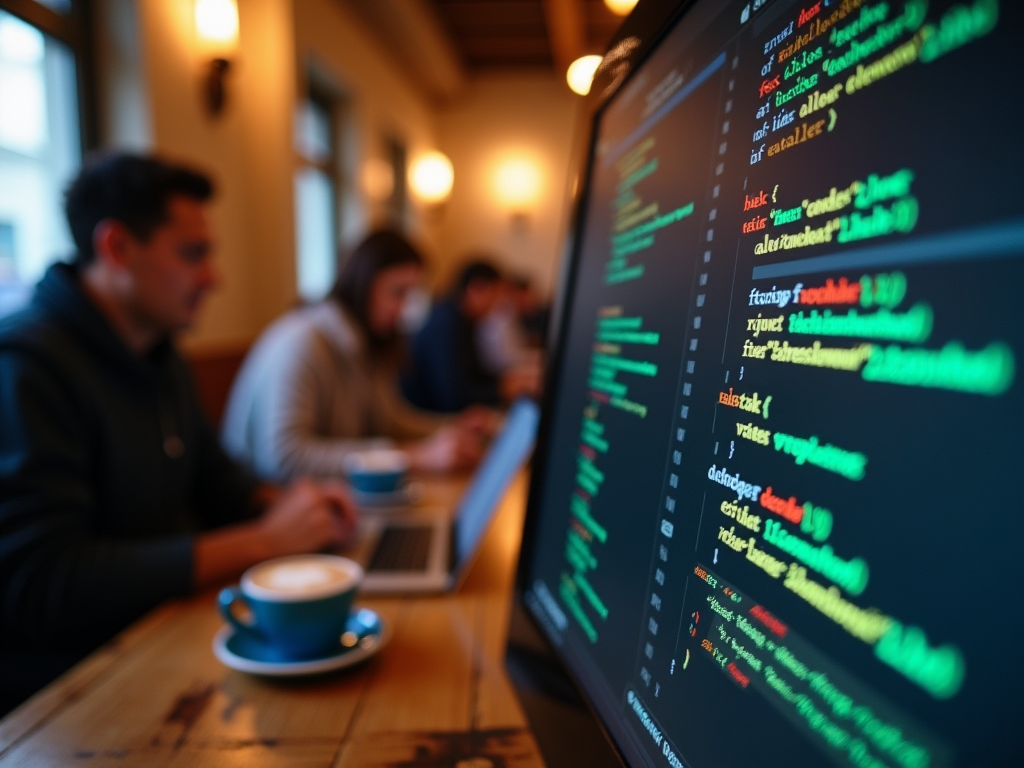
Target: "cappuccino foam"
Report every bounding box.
[245,556,359,601]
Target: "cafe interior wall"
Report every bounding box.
[434,72,582,300]
[91,0,582,353]
[92,0,440,353]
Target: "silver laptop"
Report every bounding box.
[351,398,539,594]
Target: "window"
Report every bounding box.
[294,84,341,303]
[0,0,90,316]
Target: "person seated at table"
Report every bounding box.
[508,273,551,349]
[0,153,357,716]
[221,230,487,484]
[402,259,540,414]
[476,273,547,385]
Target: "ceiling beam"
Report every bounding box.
[340,0,467,102]
[542,0,587,77]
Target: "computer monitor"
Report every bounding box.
[512,1,1023,766]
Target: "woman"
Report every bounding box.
[222,230,484,483]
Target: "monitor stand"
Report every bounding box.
[504,600,622,767]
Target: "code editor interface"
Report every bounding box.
[525,1,1022,766]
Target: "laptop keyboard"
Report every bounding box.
[367,524,434,572]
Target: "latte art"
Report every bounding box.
[244,556,360,601]
[252,562,346,592]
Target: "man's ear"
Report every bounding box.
[91,219,133,269]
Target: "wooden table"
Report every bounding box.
[0,474,546,767]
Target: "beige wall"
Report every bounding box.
[95,0,441,352]
[96,0,299,351]
[93,1,581,348]
[434,73,583,299]
[291,0,442,259]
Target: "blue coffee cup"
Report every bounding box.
[343,448,409,494]
[218,554,363,660]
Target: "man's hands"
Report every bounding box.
[193,479,358,588]
[406,407,500,472]
[407,424,482,472]
[499,361,542,403]
[256,478,357,554]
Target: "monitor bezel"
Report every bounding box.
[510,0,703,764]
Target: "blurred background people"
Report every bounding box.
[222,230,487,484]
[0,153,356,716]
[476,272,549,378]
[402,258,541,414]
[509,273,551,350]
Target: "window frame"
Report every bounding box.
[293,74,346,302]
[0,0,98,153]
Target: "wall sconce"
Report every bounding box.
[603,0,639,15]
[494,157,542,230]
[567,54,603,96]
[194,0,239,117]
[409,151,454,205]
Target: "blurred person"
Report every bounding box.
[222,230,487,483]
[510,274,551,349]
[0,153,357,716]
[477,273,549,376]
[402,259,540,414]
[477,277,530,376]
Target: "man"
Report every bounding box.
[402,259,534,413]
[0,153,356,715]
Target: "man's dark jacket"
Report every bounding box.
[0,262,259,712]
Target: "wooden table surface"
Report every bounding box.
[0,474,546,768]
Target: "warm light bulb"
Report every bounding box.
[409,151,454,204]
[603,0,639,15]
[567,55,603,96]
[195,0,239,46]
[494,158,542,211]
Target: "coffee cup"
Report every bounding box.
[343,448,409,494]
[218,554,363,660]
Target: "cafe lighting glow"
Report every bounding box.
[194,0,239,45]
[194,0,239,116]
[566,54,603,96]
[409,151,454,204]
[494,157,542,211]
[603,0,639,15]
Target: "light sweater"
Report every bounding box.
[222,301,444,483]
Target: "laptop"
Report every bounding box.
[351,398,540,594]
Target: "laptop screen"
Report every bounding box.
[452,398,540,577]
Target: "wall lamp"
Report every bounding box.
[494,156,542,230]
[194,0,239,117]
[409,151,454,205]
[604,0,639,15]
[567,54,603,96]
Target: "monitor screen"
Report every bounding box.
[515,1,1023,766]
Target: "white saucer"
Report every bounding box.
[352,481,423,509]
[212,607,388,676]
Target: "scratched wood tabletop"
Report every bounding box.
[0,474,545,768]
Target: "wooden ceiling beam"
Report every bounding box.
[340,0,467,102]
[542,0,587,76]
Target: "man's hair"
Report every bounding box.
[64,152,214,265]
[330,229,425,346]
[453,258,501,296]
